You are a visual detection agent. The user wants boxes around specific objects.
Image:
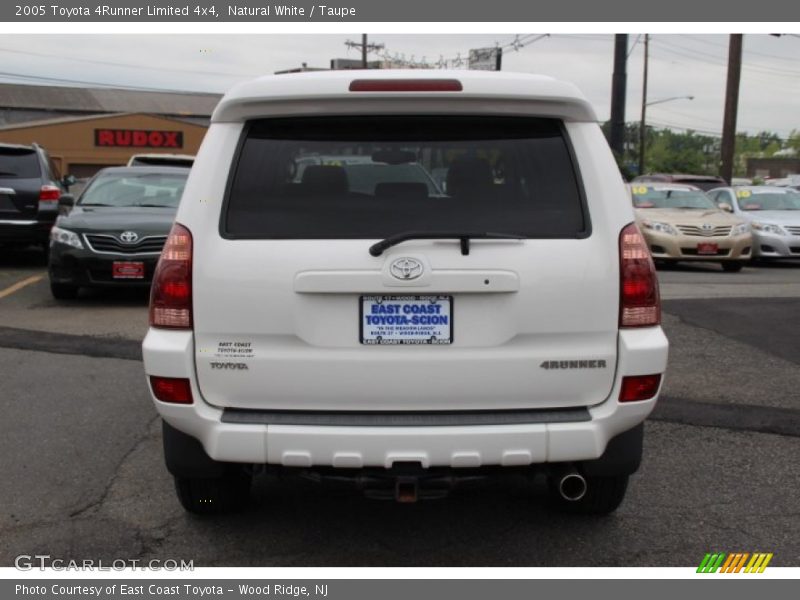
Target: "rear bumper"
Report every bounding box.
[143,327,669,468]
[0,219,53,244]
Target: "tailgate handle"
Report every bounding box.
[295,269,519,293]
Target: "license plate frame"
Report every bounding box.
[112,261,145,279]
[696,242,719,255]
[360,295,453,345]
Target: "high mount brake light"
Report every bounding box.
[150,223,192,329]
[349,79,463,92]
[619,222,661,327]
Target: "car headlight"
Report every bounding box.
[50,226,84,249]
[732,222,750,235]
[642,220,678,235]
[751,222,786,236]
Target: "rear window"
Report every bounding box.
[223,116,588,239]
[0,148,40,178]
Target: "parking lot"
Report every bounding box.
[1,246,799,567]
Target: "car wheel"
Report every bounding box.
[548,473,629,515]
[721,262,744,272]
[174,470,251,515]
[50,282,79,300]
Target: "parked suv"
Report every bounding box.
[143,71,669,515]
[0,142,73,253]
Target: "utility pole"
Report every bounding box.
[638,34,649,176]
[344,35,385,69]
[610,34,628,161]
[720,34,743,184]
[361,34,367,68]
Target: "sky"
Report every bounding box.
[0,33,798,139]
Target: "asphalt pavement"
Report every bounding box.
[1,247,799,567]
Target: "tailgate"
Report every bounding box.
[193,239,619,411]
[189,114,621,412]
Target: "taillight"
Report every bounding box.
[619,222,660,327]
[39,185,61,208]
[150,223,192,329]
[150,376,193,404]
[349,79,463,92]
[619,374,662,402]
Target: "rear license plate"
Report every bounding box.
[360,295,453,345]
[697,242,718,255]
[112,261,145,279]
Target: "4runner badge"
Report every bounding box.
[540,360,607,370]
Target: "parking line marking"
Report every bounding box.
[0,275,44,299]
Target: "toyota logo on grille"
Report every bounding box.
[119,231,139,244]
[390,257,424,280]
[701,223,714,231]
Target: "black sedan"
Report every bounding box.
[48,166,189,299]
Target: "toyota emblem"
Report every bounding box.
[390,257,423,280]
[120,231,139,243]
[701,223,714,231]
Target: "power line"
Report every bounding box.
[653,38,800,77]
[684,34,800,63]
[0,69,211,94]
[0,46,248,79]
[373,34,550,69]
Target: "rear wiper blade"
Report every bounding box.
[78,203,112,207]
[369,230,525,257]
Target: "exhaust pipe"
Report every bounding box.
[556,468,587,502]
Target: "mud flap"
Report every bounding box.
[580,423,644,477]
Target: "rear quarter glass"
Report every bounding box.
[220,115,590,240]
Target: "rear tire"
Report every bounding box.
[174,470,251,515]
[721,262,744,272]
[548,474,629,515]
[50,282,79,300]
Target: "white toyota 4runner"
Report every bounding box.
[143,70,669,515]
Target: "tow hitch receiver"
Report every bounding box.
[395,478,419,503]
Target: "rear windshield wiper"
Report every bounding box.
[78,203,112,207]
[369,231,526,257]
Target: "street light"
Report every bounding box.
[638,84,695,175]
[646,95,695,107]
